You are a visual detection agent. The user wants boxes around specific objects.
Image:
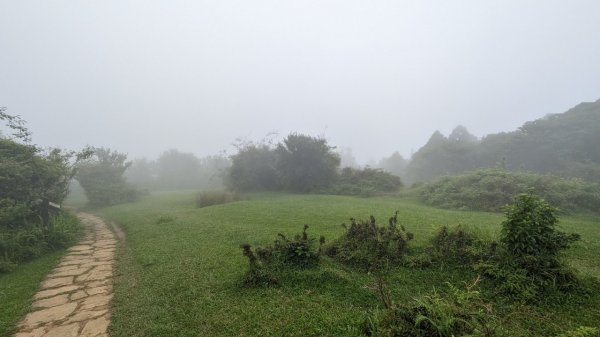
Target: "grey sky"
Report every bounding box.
[1,0,599,163]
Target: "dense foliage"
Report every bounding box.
[226,143,279,191]
[479,193,581,301]
[76,147,140,207]
[417,169,600,213]
[326,212,413,271]
[327,167,402,196]
[406,99,600,184]
[195,190,241,208]
[240,225,324,286]
[366,278,497,337]
[276,134,341,192]
[1,110,84,272]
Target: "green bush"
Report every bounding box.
[417,169,600,213]
[556,326,600,337]
[196,190,241,208]
[327,167,402,196]
[0,211,81,273]
[478,193,581,301]
[429,225,494,266]
[240,225,324,286]
[76,147,140,207]
[326,212,413,271]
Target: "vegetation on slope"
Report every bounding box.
[416,169,600,213]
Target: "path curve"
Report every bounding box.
[14,213,117,337]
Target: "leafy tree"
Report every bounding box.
[76,147,140,207]
[276,134,340,192]
[156,149,202,189]
[1,109,90,229]
[1,109,88,271]
[226,143,279,191]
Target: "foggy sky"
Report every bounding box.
[1,1,599,164]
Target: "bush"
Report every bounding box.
[365,277,498,337]
[0,211,81,273]
[478,192,581,301]
[429,225,494,266]
[196,190,241,208]
[327,167,402,196]
[326,212,413,271]
[240,225,324,286]
[417,169,600,213]
[76,147,141,207]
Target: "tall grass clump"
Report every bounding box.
[365,276,498,337]
[417,169,600,213]
[195,190,241,208]
[327,167,403,196]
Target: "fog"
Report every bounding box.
[1,1,599,164]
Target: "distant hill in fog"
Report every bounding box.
[405,98,600,184]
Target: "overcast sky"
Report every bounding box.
[1,0,599,163]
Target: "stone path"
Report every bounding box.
[14,213,117,337]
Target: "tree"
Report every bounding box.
[156,149,202,189]
[377,151,408,178]
[276,134,340,192]
[227,143,279,191]
[1,110,90,229]
[76,147,139,207]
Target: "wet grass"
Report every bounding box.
[97,191,600,337]
[0,250,65,337]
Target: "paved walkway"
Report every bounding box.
[15,213,117,337]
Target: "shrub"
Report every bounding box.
[364,277,498,337]
[195,190,241,208]
[327,167,403,196]
[478,192,581,301]
[429,225,494,266]
[240,225,324,286]
[0,211,81,273]
[240,244,279,287]
[326,212,413,271]
[418,169,600,213]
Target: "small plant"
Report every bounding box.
[196,190,241,208]
[365,276,498,337]
[239,244,279,287]
[326,211,413,271]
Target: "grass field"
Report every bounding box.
[93,191,600,337]
[0,250,66,337]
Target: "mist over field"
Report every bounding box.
[1,1,600,164]
[3,2,600,337]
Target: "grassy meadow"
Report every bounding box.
[93,191,600,337]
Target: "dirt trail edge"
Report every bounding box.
[14,213,117,337]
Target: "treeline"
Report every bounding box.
[405,99,600,184]
[124,150,230,191]
[226,133,402,195]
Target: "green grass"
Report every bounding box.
[97,191,600,337]
[0,250,65,337]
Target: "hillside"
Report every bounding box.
[405,98,600,184]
